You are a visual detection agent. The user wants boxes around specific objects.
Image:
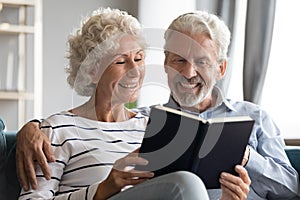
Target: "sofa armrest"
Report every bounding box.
[285,146,300,174]
[0,130,20,200]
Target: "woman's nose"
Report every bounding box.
[127,60,141,77]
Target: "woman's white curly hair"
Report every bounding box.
[65,7,146,96]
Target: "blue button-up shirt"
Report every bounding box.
[150,87,300,200]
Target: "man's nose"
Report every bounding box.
[180,62,197,79]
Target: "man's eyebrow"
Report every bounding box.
[195,56,210,60]
[171,53,210,60]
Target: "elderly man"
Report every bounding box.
[161,11,299,199]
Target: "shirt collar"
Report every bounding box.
[213,87,237,112]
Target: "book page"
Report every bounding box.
[154,105,208,123]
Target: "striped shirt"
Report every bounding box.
[19,111,148,200]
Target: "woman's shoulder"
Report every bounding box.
[42,111,78,126]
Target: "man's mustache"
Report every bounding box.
[174,74,203,85]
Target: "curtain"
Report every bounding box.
[197,0,276,103]
[243,0,276,103]
[196,0,237,96]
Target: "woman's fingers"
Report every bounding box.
[114,154,148,171]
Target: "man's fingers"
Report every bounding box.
[220,177,245,200]
[36,148,51,180]
[219,166,251,200]
[221,184,240,200]
[24,156,38,189]
[43,137,55,162]
[16,151,29,191]
[235,165,251,185]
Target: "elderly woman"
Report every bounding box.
[18,8,210,200]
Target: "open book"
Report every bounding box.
[137,105,254,189]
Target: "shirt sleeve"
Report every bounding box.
[246,109,300,199]
[18,119,99,200]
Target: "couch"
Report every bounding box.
[1,118,300,199]
[0,118,20,200]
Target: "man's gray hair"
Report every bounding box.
[164,11,231,62]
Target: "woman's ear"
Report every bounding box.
[90,67,100,84]
[216,60,227,80]
[89,66,106,85]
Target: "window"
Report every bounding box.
[261,0,300,139]
[226,0,300,139]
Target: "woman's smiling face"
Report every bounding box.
[96,35,145,105]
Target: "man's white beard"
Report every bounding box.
[173,82,215,107]
[173,91,205,107]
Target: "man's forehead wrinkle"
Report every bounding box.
[164,29,211,62]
